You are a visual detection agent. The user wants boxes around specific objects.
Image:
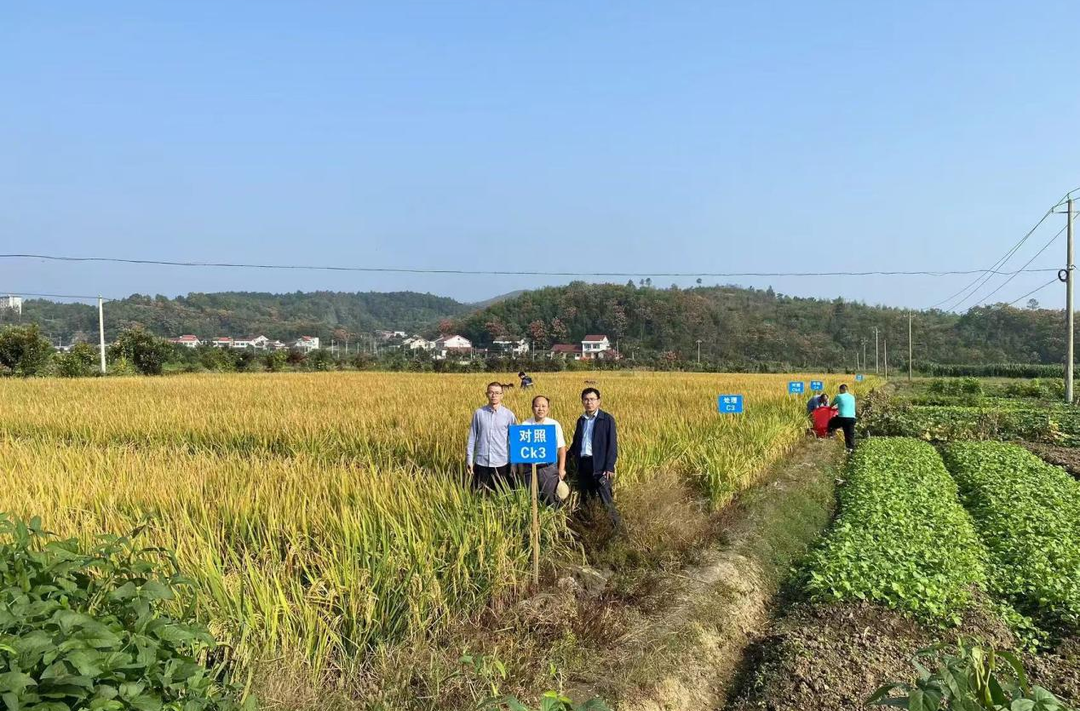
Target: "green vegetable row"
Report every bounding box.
[941,442,1080,635]
[804,438,987,624]
[863,404,1080,446]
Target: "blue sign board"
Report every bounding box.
[855,374,864,382]
[788,381,805,395]
[810,380,824,392]
[718,394,744,414]
[509,424,558,465]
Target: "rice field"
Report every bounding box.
[0,371,862,688]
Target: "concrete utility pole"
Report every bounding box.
[696,339,703,364]
[874,328,879,374]
[862,340,867,373]
[97,296,106,374]
[908,313,914,383]
[1068,198,1075,405]
[884,339,889,381]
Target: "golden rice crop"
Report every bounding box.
[0,371,866,684]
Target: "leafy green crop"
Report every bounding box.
[805,438,987,624]
[863,404,1080,445]
[0,514,249,711]
[942,442,1080,636]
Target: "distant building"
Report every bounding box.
[434,334,472,360]
[0,295,23,314]
[376,330,408,341]
[290,336,321,353]
[403,335,436,352]
[550,343,583,360]
[267,340,288,351]
[493,338,530,356]
[168,335,202,349]
[232,335,270,350]
[582,335,613,360]
[210,337,233,349]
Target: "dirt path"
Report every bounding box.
[567,439,842,711]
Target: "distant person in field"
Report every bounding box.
[806,392,828,416]
[810,394,836,439]
[466,382,518,492]
[520,395,569,507]
[827,384,857,452]
[518,371,534,389]
[569,388,623,530]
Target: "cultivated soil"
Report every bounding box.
[1023,442,1080,478]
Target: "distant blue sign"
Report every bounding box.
[855,374,865,382]
[509,424,557,465]
[718,394,744,414]
[810,380,824,392]
[788,381,805,395]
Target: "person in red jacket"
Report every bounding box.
[811,395,837,439]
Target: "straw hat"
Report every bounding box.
[556,480,570,502]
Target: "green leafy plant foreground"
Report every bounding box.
[942,442,1080,636]
[804,438,987,623]
[482,691,610,711]
[0,514,249,711]
[869,637,1072,711]
[864,404,1080,446]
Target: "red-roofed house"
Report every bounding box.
[168,335,202,349]
[290,336,321,353]
[549,343,582,360]
[581,335,612,360]
[210,337,233,349]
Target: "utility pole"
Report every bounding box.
[862,340,867,373]
[874,328,879,374]
[884,339,888,381]
[1068,197,1075,405]
[696,339,703,364]
[908,313,913,383]
[97,296,107,374]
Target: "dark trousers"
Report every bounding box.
[521,464,562,507]
[577,456,622,528]
[473,464,512,492]
[828,417,856,450]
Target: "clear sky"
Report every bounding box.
[2,1,1078,308]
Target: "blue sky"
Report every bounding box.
[2,1,1078,307]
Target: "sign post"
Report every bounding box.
[810,380,824,392]
[717,395,744,413]
[788,381,805,395]
[510,424,556,588]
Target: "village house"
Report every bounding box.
[581,334,614,360]
[403,335,436,352]
[210,337,233,349]
[493,338,530,356]
[549,343,583,360]
[167,335,202,349]
[289,336,321,353]
[0,295,24,315]
[434,334,472,360]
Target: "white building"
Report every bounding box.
[493,338,530,356]
[581,335,613,360]
[210,337,233,349]
[434,334,472,360]
[232,335,270,350]
[290,336,321,353]
[403,335,436,352]
[0,295,23,315]
[168,335,202,349]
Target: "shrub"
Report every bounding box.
[108,327,172,375]
[0,514,249,710]
[0,324,53,376]
[942,442,1080,635]
[54,342,99,378]
[804,438,987,623]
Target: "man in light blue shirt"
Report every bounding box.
[466,381,518,491]
[827,384,857,452]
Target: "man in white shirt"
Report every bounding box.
[520,394,568,506]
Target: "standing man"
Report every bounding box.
[467,382,518,491]
[827,384,857,452]
[569,388,622,530]
[521,395,568,506]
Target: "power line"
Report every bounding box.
[1006,278,1059,308]
[0,253,1061,279]
[0,291,116,301]
[974,222,1067,306]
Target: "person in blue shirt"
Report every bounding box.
[827,384,857,452]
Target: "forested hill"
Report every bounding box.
[445,282,1067,368]
[3,291,471,342]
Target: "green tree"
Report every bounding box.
[54,342,98,378]
[108,327,172,375]
[0,324,53,376]
[264,349,289,372]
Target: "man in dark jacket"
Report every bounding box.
[569,387,623,530]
